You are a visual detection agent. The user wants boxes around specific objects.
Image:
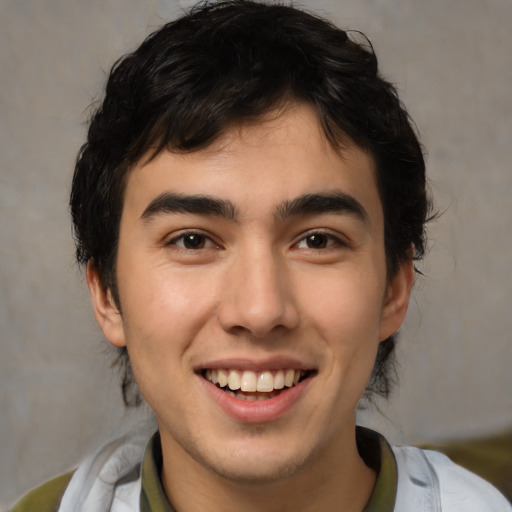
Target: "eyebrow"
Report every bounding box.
[275,192,369,224]
[141,193,238,222]
[140,191,368,225]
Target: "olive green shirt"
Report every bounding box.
[9,428,397,512]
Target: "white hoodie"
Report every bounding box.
[57,426,512,512]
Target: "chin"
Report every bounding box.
[195,436,314,485]
[208,455,308,485]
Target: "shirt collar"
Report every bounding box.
[140,432,175,512]
[358,427,398,511]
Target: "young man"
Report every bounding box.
[10,1,511,511]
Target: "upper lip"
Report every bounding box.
[194,356,315,373]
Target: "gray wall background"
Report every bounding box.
[1,0,511,507]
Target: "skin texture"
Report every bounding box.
[88,103,413,512]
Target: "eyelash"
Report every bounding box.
[165,231,220,251]
[165,230,346,252]
[294,231,346,251]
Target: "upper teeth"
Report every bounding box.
[204,369,304,392]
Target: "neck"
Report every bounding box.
[159,426,376,512]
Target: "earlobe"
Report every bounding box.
[86,262,126,347]
[379,259,414,341]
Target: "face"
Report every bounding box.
[89,104,412,484]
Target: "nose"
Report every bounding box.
[218,246,299,338]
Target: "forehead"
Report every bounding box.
[124,103,382,227]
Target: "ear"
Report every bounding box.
[87,262,126,347]
[379,259,414,341]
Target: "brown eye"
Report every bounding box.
[181,234,205,249]
[169,232,217,250]
[295,232,344,250]
[305,234,329,249]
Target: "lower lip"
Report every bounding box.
[198,375,311,424]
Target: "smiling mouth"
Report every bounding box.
[202,368,311,401]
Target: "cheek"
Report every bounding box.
[298,268,385,393]
[298,267,386,339]
[119,264,220,353]
[118,270,215,411]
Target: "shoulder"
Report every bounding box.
[7,471,74,512]
[424,449,511,510]
[393,445,511,511]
